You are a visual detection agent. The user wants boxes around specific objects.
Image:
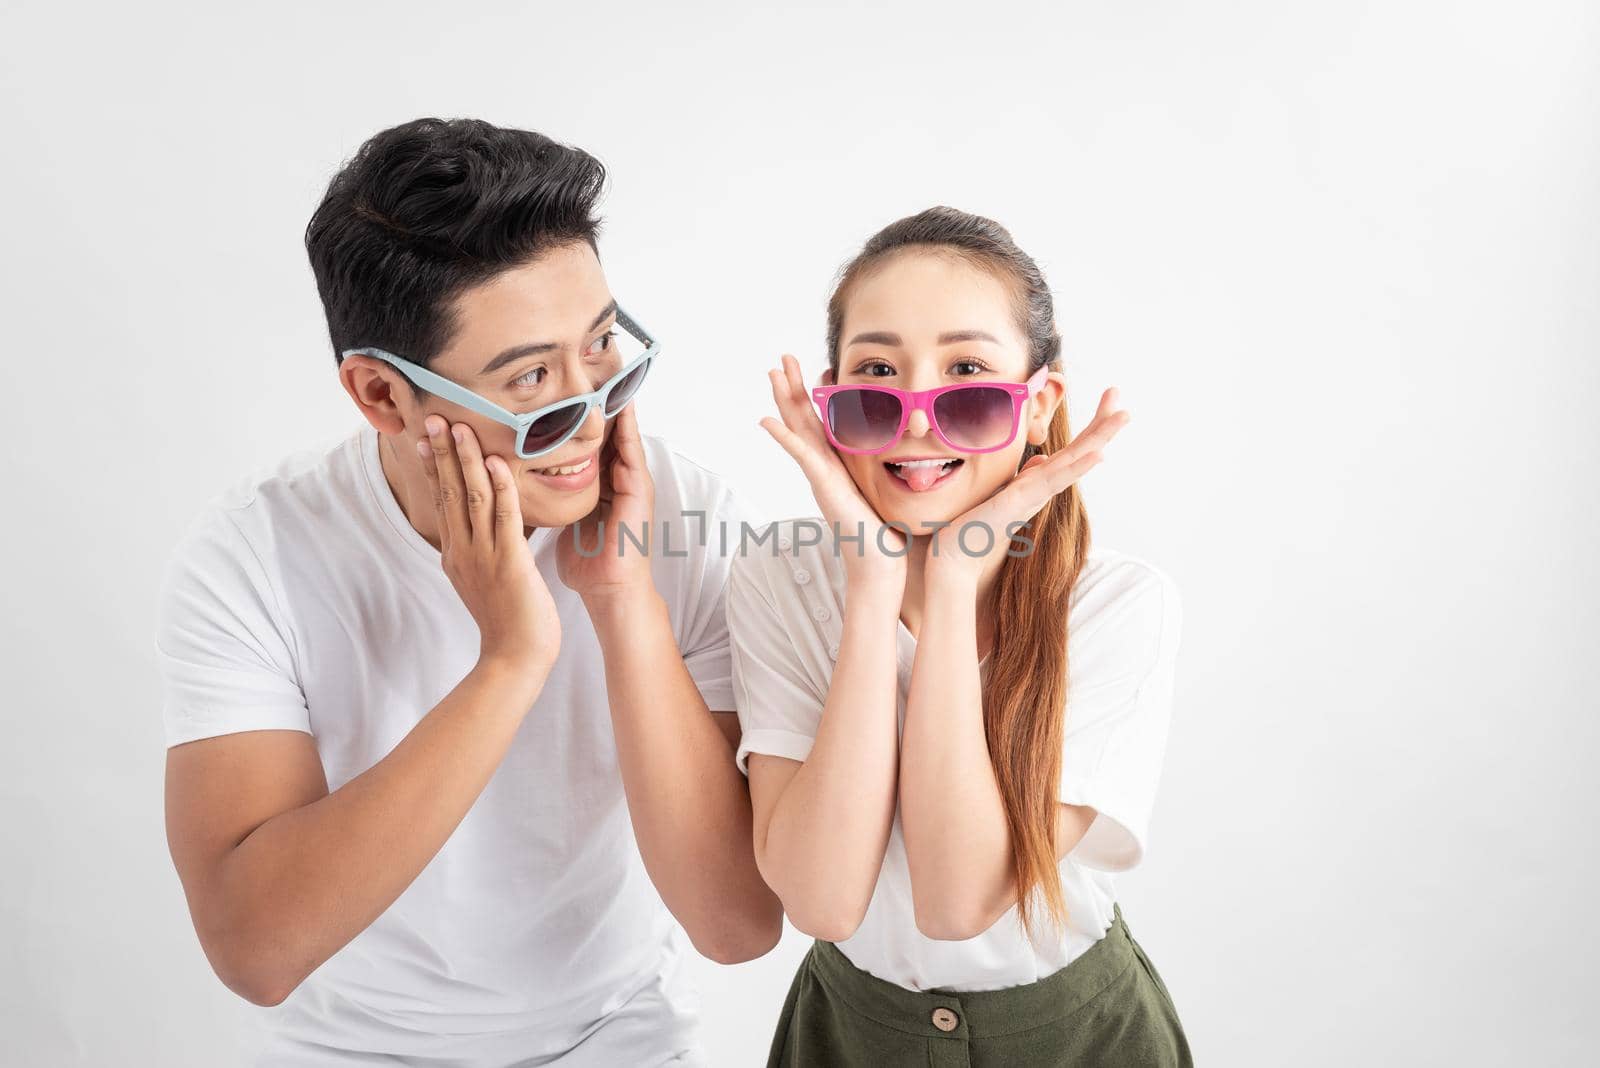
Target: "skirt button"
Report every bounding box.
[931,1007,959,1032]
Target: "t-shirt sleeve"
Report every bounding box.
[727,546,827,775]
[1060,564,1183,873]
[155,507,311,748]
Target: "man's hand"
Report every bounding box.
[557,403,657,605]
[418,415,561,673]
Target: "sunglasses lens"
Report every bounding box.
[603,357,651,416]
[827,389,903,451]
[933,386,1017,450]
[522,402,588,455]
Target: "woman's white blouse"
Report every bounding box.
[727,518,1183,992]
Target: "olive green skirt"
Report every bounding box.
[766,904,1192,1067]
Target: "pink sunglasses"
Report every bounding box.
[812,366,1050,455]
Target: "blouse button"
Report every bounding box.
[827,643,840,660]
[793,568,812,585]
[931,1007,959,1032]
[778,536,793,551]
[812,606,830,622]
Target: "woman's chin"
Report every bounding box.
[869,495,969,538]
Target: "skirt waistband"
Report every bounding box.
[804,903,1138,1041]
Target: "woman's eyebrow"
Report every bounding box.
[846,330,901,347]
[937,329,999,344]
[845,328,1000,348]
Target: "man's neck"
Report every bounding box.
[377,431,444,550]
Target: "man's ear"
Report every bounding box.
[1026,371,1069,446]
[339,356,409,437]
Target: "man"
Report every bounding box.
[158,117,781,1066]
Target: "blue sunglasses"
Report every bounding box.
[342,305,659,460]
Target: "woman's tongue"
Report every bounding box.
[892,460,956,491]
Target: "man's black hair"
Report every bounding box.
[306,117,606,370]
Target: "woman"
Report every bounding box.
[727,206,1192,1066]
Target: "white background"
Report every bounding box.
[2,1,1596,1065]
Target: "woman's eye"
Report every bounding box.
[951,359,987,376]
[511,366,546,389]
[856,361,895,377]
[587,331,617,357]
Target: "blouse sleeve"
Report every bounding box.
[727,544,829,774]
[1060,562,1183,872]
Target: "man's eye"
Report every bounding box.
[512,366,546,389]
[587,331,617,356]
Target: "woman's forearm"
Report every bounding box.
[900,569,1018,940]
[758,579,903,940]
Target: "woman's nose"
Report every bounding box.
[905,409,932,438]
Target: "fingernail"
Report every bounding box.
[451,426,464,444]
[416,439,429,459]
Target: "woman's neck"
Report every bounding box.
[898,535,1004,658]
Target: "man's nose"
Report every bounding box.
[572,405,606,443]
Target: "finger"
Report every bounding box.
[759,414,810,465]
[1030,437,1109,493]
[453,423,495,542]
[428,416,472,546]
[992,449,1104,523]
[768,362,810,434]
[613,401,647,469]
[778,355,828,437]
[415,435,452,555]
[1039,449,1104,497]
[485,454,526,550]
[606,404,653,508]
[596,431,617,504]
[759,415,830,483]
[1064,390,1130,458]
[781,353,809,405]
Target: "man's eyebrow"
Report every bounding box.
[477,300,620,376]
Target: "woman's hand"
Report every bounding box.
[557,403,658,605]
[760,354,907,589]
[419,416,562,674]
[929,387,1130,584]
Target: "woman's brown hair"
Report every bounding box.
[825,206,1091,939]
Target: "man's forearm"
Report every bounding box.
[585,586,782,964]
[193,657,549,1004]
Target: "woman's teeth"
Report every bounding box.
[535,457,592,476]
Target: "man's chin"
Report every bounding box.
[518,486,601,532]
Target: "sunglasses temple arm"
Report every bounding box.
[356,348,528,430]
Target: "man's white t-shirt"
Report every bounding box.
[727,518,1182,993]
[156,423,744,1067]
